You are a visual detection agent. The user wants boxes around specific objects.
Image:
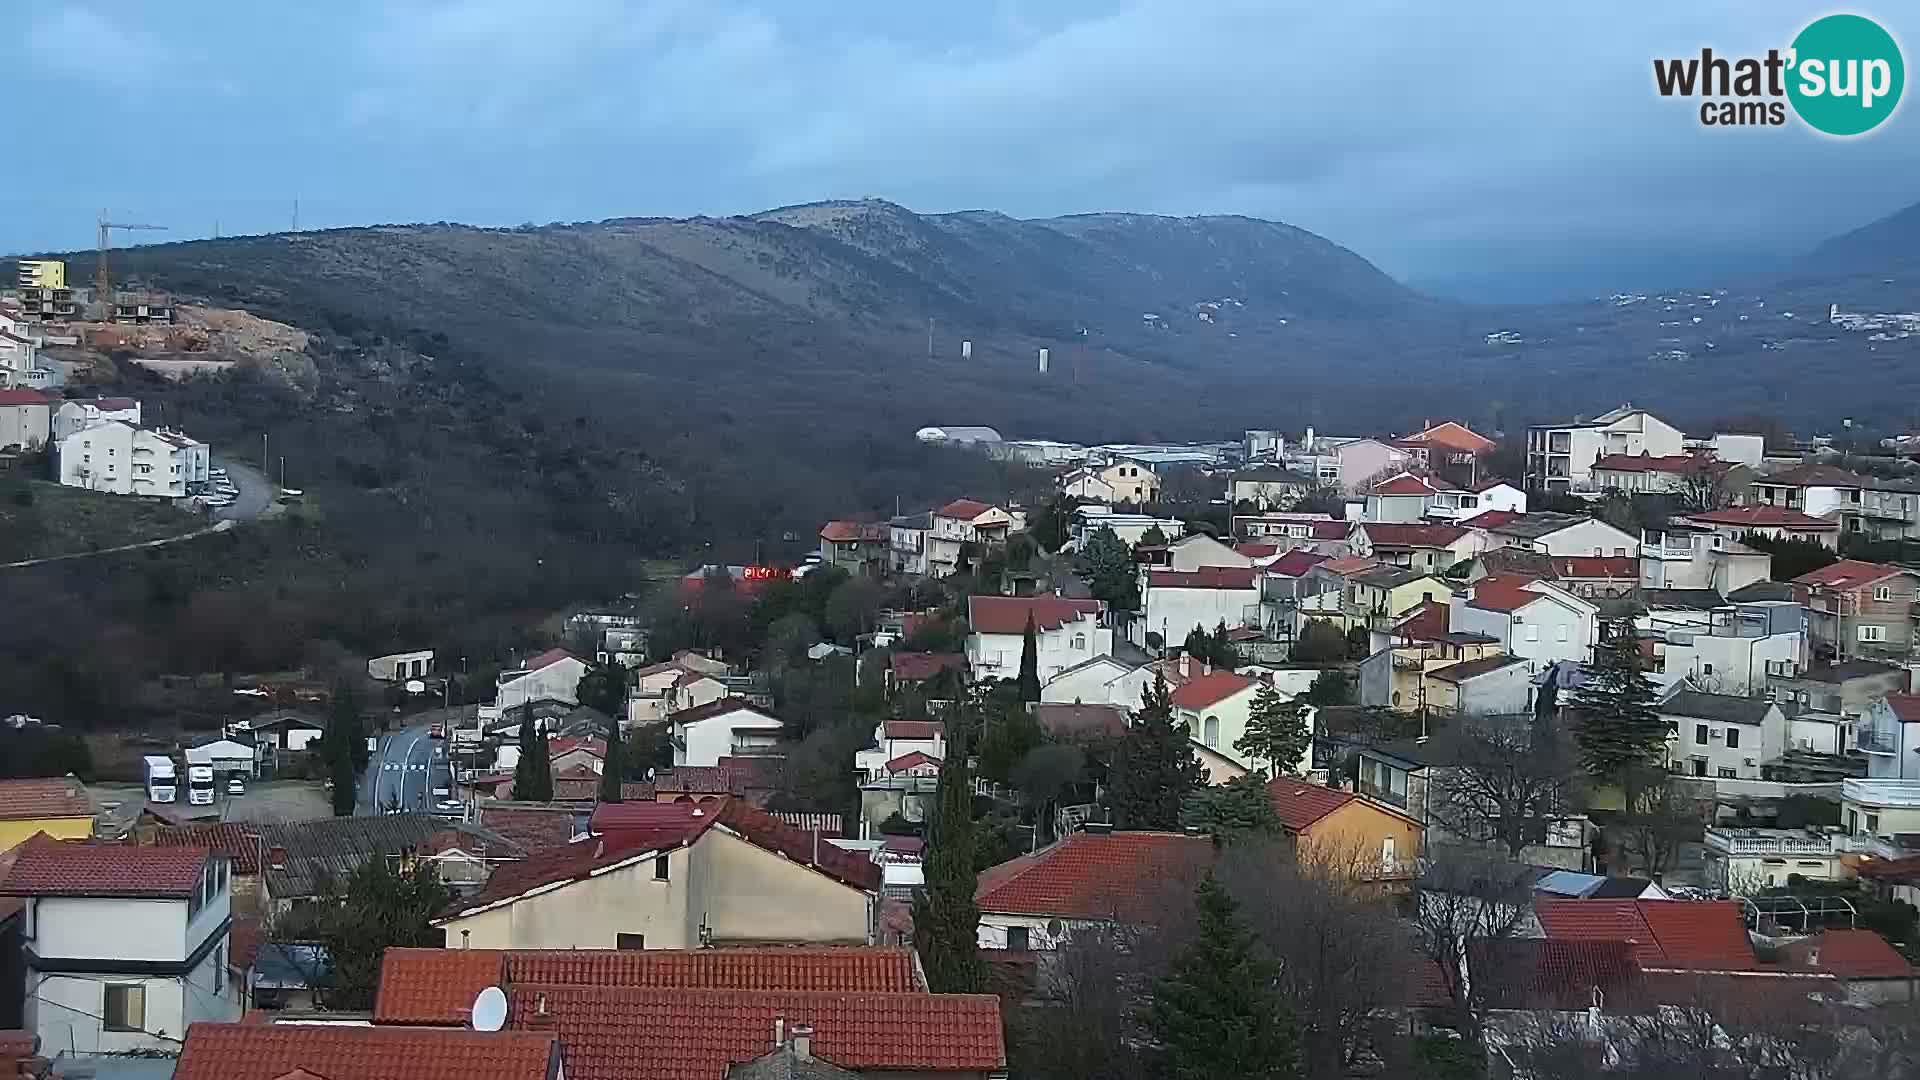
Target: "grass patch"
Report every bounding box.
[0,479,204,563]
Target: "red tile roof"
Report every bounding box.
[1234,542,1279,558]
[546,736,606,760]
[1685,506,1838,531]
[668,697,770,727]
[1146,566,1258,590]
[524,648,577,672]
[1535,898,1755,971]
[1887,695,1920,723]
[1030,703,1130,740]
[174,1023,559,1080]
[152,822,270,874]
[1167,670,1256,710]
[1467,573,1552,613]
[1592,453,1719,475]
[1361,523,1469,548]
[1369,473,1439,496]
[966,595,1102,635]
[1393,599,1450,642]
[0,388,50,406]
[588,800,712,835]
[1459,509,1521,529]
[884,751,942,773]
[1784,928,1914,979]
[506,986,1003,1080]
[1793,558,1908,588]
[450,811,714,914]
[935,498,996,521]
[1307,520,1350,539]
[1265,550,1330,577]
[0,834,209,898]
[1550,556,1639,579]
[1317,555,1379,577]
[974,830,1212,919]
[476,804,579,853]
[1407,421,1497,454]
[883,720,943,740]
[87,396,139,411]
[1266,776,1354,832]
[377,945,928,1024]
[0,776,92,821]
[1760,463,1870,487]
[889,652,966,681]
[818,520,888,543]
[1470,938,1642,1010]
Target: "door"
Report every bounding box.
[1381,835,1397,870]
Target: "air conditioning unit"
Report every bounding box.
[1744,757,1757,767]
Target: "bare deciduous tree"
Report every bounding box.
[1617,766,1702,882]
[1426,717,1577,859]
[1408,850,1539,1043]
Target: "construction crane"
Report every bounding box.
[96,211,168,313]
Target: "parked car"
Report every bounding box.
[429,722,446,739]
[227,776,246,796]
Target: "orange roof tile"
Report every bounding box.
[974,830,1211,919]
[507,986,1002,1080]
[1686,506,1838,531]
[1793,558,1908,588]
[0,776,92,821]
[1535,898,1755,971]
[1467,573,1551,614]
[174,1023,558,1080]
[1360,523,1469,548]
[1550,556,1638,579]
[1147,567,1259,590]
[1369,473,1439,496]
[0,834,208,898]
[1265,776,1353,832]
[1783,928,1913,979]
[966,595,1101,635]
[1168,670,1257,710]
[935,499,996,521]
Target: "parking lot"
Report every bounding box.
[88,778,332,836]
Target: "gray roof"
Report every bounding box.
[1792,660,1907,684]
[889,511,933,529]
[1427,654,1529,684]
[1644,589,1727,611]
[1477,548,1559,578]
[263,813,522,899]
[1354,566,1432,589]
[1487,512,1591,540]
[1234,466,1313,485]
[1660,690,1774,726]
[728,1049,861,1080]
[1726,581,1795,602]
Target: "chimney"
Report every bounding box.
[773,1018,785,1048]
[1202,659,1212,676]
[267,846,288,870]
[791,1025,814,1061]
[1180,655,1191,678]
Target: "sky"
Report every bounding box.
[7,1,1918,301]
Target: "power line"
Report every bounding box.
[27,977,188,1047]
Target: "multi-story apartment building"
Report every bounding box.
[1660,690,1788,780]
[1654,601,1807,696]
[1525,406,1684,492]
[1791,560,1920,663]
[54,421,210,497]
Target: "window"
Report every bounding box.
[1071,634,1087,651]
[1725,728,1740,749]
[1523,625,1538,642]
[1867,814,1881,835]
[1702,663,1714,676]
[654,854,670,881]
[1859,624,1888,643]
[1718,767,1737,778]
[616,933,646,950]
[1203,716,1220,748]
[1005,926,1031,951]
[1695,724,1709,745]
[213,943,225,994]
[1691,758,1707,777]
[1555,624,1568,643]
[103,985,145,1032]
[1381,835,1397,865]
[1875,585,1893,602]
[1849,809,1859,834]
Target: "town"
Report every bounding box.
[5,377,1920,1080]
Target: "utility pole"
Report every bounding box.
[262,433,269,473]
[926,317,934,361]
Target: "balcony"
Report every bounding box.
[1857,729,1900,755]
[1844,777,1920,809]
[1704,829,1841,858]
[1356,777,1409,809]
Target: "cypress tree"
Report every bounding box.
[1017,612,1041,702]
[1234,681,1310,775]
[1108,674,1207,830]
[1570,622,1668,784]
[599,712,625,803]
[513,704,553,802]
[913,714,986,993]
[1150,874,1299,1080]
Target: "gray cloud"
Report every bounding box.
[7,1,1916,299]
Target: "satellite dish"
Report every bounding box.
[471,986,508,1032]
[404,679,427,695]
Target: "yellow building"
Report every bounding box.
[1268,775,1423,880]
[16,260,66,290]
[0,775,95,851]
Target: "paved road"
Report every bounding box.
[208,457,275,522]
[0,519,235,569]
[362,720,454,814]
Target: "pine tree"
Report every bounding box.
[575,661,631,803]
[328,733,356,816]
[1570,623,1668,783]
[1017,612,1041,702]
[1180,771,1281,842]
[1235,682,1311,774]
[1108,674,1207,830]
[1210,620,1238,671]
[1150,874,1299,1080]
[914,712,986,993]
[326,682,362,816]
[1081,526,1140,611]
[513,704,553,802]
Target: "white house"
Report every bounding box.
[669,698,785,768]
[854,719,948,780]
[1070,504,1188,548]
[1362,473,1443,523]
[494,648,588,712]
[1655,602,1806,696]
[1169,669,1309,778]
[888,510,932,575]
[1639,523,1773,593]
[628,656,728,727]
[52,397,142,440]
[0,387,52,451]
[1040,656,1143,707]
[967,596,1110,682]
[56,421,210,497]
[0,835,240,1053]
[0,312,59,389]
[1661,690,1788,780]
[1747,463,1868,519]
[974,829,1213,951]
[1856,694,1920,782]
[1678,506,1842,551]
[1526,406,1685,491]
[1449,574,1598,669]
[1479,512,1641,558]
[1062,460,1159,505]
[1229,466,1313,509]
[1133,567,1261,651]
[1160,533,1253,572]
[927,499,1012,577]
[367,649,434,681]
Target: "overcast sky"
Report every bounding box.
[8,2,1916,300]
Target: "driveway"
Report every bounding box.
[208,457,275,522]
[362,720,454,814]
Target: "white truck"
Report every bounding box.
[144,755,178,803]
[187,764,215,806]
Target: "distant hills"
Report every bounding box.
[1806,198,1920,272]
